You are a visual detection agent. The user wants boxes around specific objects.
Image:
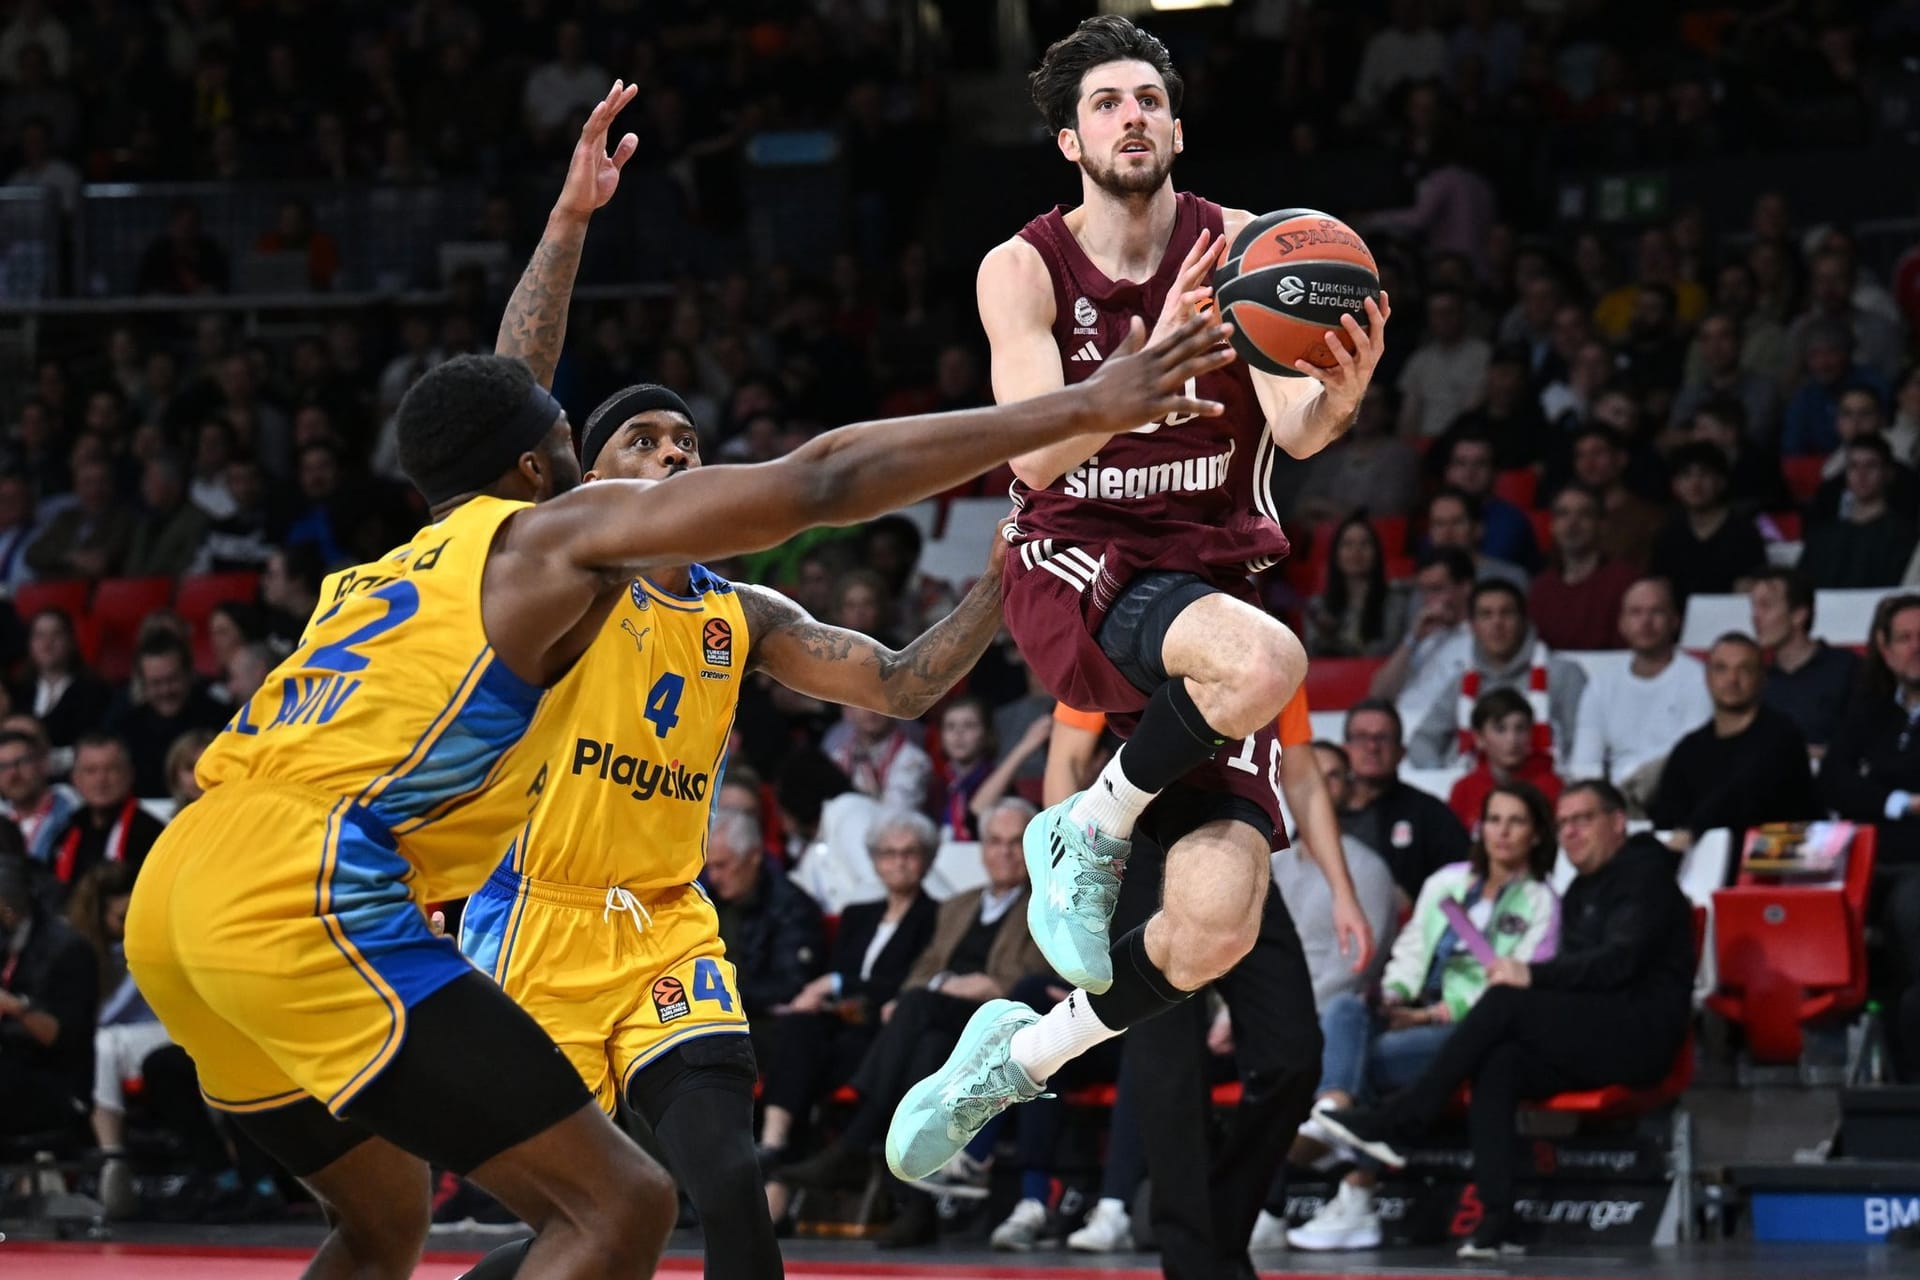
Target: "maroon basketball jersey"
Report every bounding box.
[1010,192,1290,596]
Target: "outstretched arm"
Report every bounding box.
[737,533,1006,720]
[495,81,639,387]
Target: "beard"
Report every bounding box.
[1081,143,1174,199]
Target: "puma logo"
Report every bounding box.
[621,619,651,653]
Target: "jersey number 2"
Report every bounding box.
[308,581,421,672]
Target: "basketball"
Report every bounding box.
[1212,209,1381,377]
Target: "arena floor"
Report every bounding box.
[0,1229,1906,1279]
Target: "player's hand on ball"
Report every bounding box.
[1149,229,1228,346]
[1292,293,1391,417]
[556,80,641,221]
[1087,312,1235,431]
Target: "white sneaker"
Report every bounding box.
[1249,1208,1289,1252]
[902,1150,992,1201]
[1067,1198,1133,1252]
[1285,1182,1382,1251]
[991,1197,1050,1251]
[1295,1096,1353,1170]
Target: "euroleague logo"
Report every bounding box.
[652,975,690,1024]
[703,618,733,667]
[1276,275,1306,305]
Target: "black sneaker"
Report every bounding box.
[876,1192,939,1249]
[1312,1107,1408,1170]
[429,1173,523,1234]
[775,1142,872,1192]
[1457,1207,1526,1258]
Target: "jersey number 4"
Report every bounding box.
[691,957,734,1012]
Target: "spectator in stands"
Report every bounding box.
[1691,399,1793,515]
[258,544,322,651]
[822,705,932,814]
[209,354,292,482]
[1648,634,1818,846]
[1529,485,1637,651]
[204,602,264,691]
[780,748,887,914]
[1648,442,1767,603]
[1340,699,1471,905]
[1750,567,1860,752]
[1812,387,1920,522]
[1446,346,1548,470]
[1595,228,1708,341]
[1351,0,1449,119]
[165,729,215,810]
[758,810,941,1219]
[107,634,225,799]
[1406,580,1586,771]
[282,442,356,568]
[1369,547,1474,719]
[1890,874,1920,1082]
[1568,578,1711,795]
[707,809,826,1024]
[252,198,339,292]
[1318,781,1694,1259]
[1397,288,1490,439]
[15,608,112,757]
[1305,515,1410,659]
[1671,313,1780,445]
[45,735,162,900]
[25,457,133,580]
[1568,425,1661,569]
[1435,432,1540,569]
[121,454,209,579]
[1448,689,1563,830]
[1783,321,1892,459]
[196,457,278,573]
[0,725,77,865]
[223,642,273,707]
[1294,389,1422,526]
[773,799,1050,1242]
[0,844,97,1137]
[1288,781,1559,1253]
[1787,249,1905,388]
[1824,594,1920,864]
[1803,435,1919,588]
[67,861,170,1217]
[134,198,229,296]
[1423,489,1527,590]
[0,471,40,590]
[933,696,995,841]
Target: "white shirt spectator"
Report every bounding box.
[523,57,611,137]
[0,5,70,84]
[1272,837,1400,1011]
[1394,621,1470,737]
[789,791,882,914]
[1568,652,1712,784]
[1352,20,1449,113]
[7,154,79,214]
[1397,334,1491,438]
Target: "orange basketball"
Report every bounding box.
[1212,209,1380,377]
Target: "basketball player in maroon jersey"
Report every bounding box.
[888,15,1387,1183]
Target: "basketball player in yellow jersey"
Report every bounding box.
[121,80,1237,1280]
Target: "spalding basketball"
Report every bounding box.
[1212,209,1381,378]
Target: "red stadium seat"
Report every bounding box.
[1707,829,1876,1063]
[1303,656,1384,711]
[89,576,175,682]
[1782,456,1826,503]
[1528,508,1554,555]
[12,579,91,623]
[1492,468,1538,509]
[1767,510,1803,541]
[1373,514,1410,556]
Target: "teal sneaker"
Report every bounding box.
[885,1000,1046,1182]
[1022,792,1129,993]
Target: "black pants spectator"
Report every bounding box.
[760,1011,878,1143]
[1378,985,1684,1218]
[1891,873,1920,1080]
[0,1056,85,1137]
[837,989,982,1151]
[1115,828,1323,1280]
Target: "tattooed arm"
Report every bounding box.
[495,81,639,387]
[737,558,1006,721]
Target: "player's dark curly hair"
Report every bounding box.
[395,353,537,496]
[1030,15,1184,136]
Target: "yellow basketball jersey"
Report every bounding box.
[197,496,548,904]
[510,567,747,892]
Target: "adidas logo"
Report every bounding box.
[1069,341,1103,363]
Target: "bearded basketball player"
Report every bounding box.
[888,15,1388,1185]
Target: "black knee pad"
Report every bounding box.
[1096,571,1219,694]
[625,1034,757,1124]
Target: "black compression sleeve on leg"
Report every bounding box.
[1086,923,1193,1031]
[1117,678,1228,794]
[458,1239,533,1279]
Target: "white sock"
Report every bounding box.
[1067,748,1156,839]
[1098,1197,1128,1216]
[1009,989,1121,1084]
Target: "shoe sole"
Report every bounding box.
[1068,1235,1132,1252]
[1023,798,1112,994]
[1457,1243,1526,1258]
[1285,1227,1382,1251]
[902,1175,991,1201]
[1310,1114,1407,1170]
[886,999,1036,1182]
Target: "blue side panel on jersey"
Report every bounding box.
[458,871,516,976]
[366,656,545,830]
[328,818,472,1007]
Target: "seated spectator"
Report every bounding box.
[1433,431,1540,569]
[223,642,273,708]
[1782,321,1892,458]
[1690,399,1792,515]
[134,199,229,296]
[1406,580,1587,771]
[45,735,164,900]
[933,696,995,841]
[106,634,227,799]
[1396,287,1489,439]
[1528,485,1638,651]
[832,568,902,648]
[1448,689,1563,830]
[1423,489,1528,590]
[1801,435,1919,588]
[781,748,888,914]
[1445,346,1549,470]
[706,810,826,1024]
[258,544,322,652]
[772,799,1051,1244]
[759,811,942,1219]
[0,843,99,1137]
[195,457,279,573]
[1670,313,1780,446]
[1318,782,1694,1259]
[165,728,216,812]
[1294,390,1421,526]
[822,705,932,814]
[964,712,1055,826]
[1369,546,1474,723]
[0,724,77,864]
[204,602,266,693]
[282,442,356,568]
[1824,594,1920,864]
[0,471,41,590]
[1305,515,1410,658]
[24,457,133,580]
[1891,875,1920,1081]
[1785,250,1905,392]
[1810,387,1920,522]
[1340,699,1471,905]
[1289,782,1560,1253]
[252,199,340,292]
[1568,424,1662,569]
[1568,578,1711,793]
[1749,567,1860,752]
[1648,633,1818,846]
[1648,442,1767,603]
[121,454,210,579]
[14,608,113,759]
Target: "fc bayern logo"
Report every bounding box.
[1073,295,1098,327]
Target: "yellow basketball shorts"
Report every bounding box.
[460,866,748,1113]
[123,781,477,1115]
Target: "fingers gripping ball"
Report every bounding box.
[1212,210,1381,377]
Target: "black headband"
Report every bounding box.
[412,382,563,506]
[578,383,696,470]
